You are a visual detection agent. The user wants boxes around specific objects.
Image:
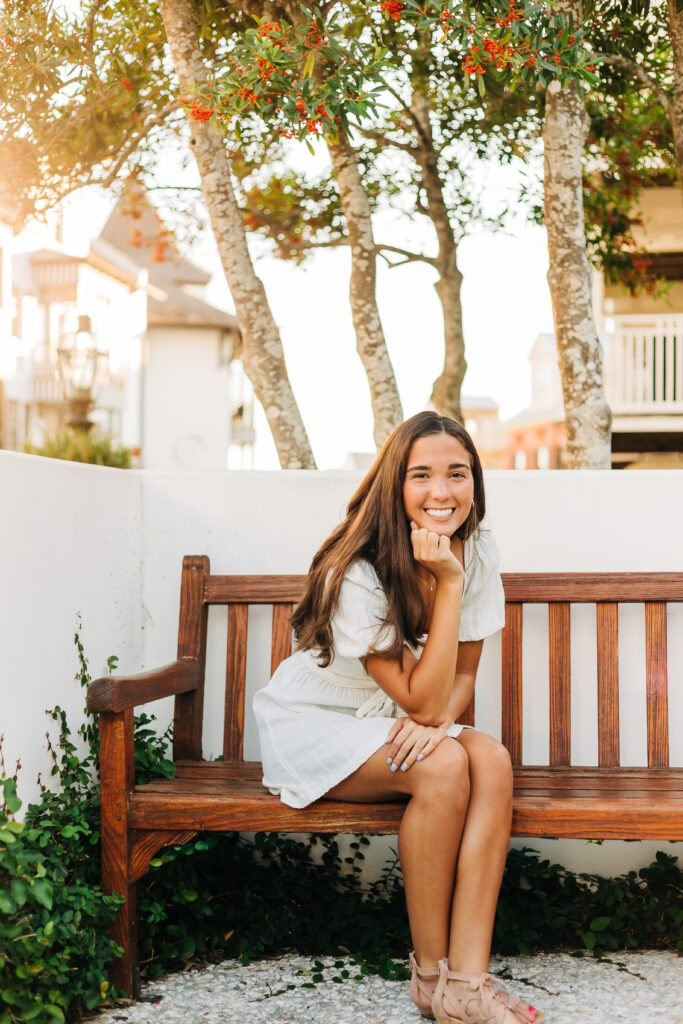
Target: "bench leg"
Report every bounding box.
[100,710,140,998]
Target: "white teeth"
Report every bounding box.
[425,508,453,520]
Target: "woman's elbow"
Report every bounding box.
[406,702,449,727]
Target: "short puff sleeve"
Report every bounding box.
[460,528,505,642]
[331,560,395,659]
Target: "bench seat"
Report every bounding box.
[129,761,683,840]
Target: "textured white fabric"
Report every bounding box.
[253,527,505,808]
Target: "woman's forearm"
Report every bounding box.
[406,578,463,725]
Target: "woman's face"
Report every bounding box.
[402,432,475,539]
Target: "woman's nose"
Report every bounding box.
[429,477,449,499]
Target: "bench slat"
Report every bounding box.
[596,603,620,767]
[128,784,683,839]
[502,603,523,765]
[170,760,683,789]
[502,573,683,601]
[204,576,305,603]
[271,603,294,675]
[174,556,209,760]
[549,603,571,766]
[645,602,669,767]
[224,604,249,760]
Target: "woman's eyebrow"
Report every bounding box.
[406,462,470,471]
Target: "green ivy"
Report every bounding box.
[1,630,682,1023]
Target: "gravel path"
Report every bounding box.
[97,951,682,1024]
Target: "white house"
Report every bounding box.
[0,191,255,471]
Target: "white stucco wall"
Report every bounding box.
[2,452,682,878]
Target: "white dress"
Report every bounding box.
[253,527,505,808]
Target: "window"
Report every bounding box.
[537,445,550,470]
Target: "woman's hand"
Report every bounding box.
[385,716,450,772]
[410,521,465,585]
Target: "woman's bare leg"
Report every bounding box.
[447,729,513,973]
[326,737,471,966]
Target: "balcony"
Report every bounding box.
[605,315,683,416]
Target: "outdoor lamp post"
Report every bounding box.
[57,315,108,432]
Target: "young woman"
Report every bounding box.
[253,412,543,1024]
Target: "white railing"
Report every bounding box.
[605,315,683,414]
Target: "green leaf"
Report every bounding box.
[583,930,597,950]
[590,916,612,932]
[10,879,28,907]
[0,828,17,844]
[2,778,22,814]
[0,889,16,914]
[32,879,53,910]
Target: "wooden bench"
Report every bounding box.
[86,555,683,996]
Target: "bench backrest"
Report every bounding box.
[173,556,683,768]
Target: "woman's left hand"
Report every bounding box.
[385,717,449,772]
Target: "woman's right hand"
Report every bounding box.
[385,716,450,772]
[410,521,465,585]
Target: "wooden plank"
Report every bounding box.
[271,603,294,675]
[549,603,571,766]
[174,556,209,761]
[201,572,683,606]
[87,659,199,714]
[204,575,306,604]
[224,604,249,760]
[502,573,683,602]
[645,602,669,767]
[501,603,523,764]
[129,830,197,883]
[128,786,683,840]
[512,801,683,840]
[596,603,620,767]
[100,709,138,997]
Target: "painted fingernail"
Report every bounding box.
[400,763,408,772]
[386,757,392,765]
[390,764,398,772]
[416,754,423,761]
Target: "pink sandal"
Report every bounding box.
[432,960,544,1024]
[409,951,439,1018]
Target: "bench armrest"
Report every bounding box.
[86,658,200,713]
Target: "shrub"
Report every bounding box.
[24,428,132,468]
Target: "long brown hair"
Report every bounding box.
[291,411,485,666]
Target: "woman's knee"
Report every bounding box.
[411,738,470,805]
[464,733,513,793]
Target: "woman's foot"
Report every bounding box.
[432,960,543,1024]
[409,951,439,1018]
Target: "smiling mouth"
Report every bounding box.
[424,508,454,521]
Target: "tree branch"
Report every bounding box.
[98,99,184,188]
[375,242,438,267]
[358,126,418,154]
[593,53,672,114]
[84,0,109,81]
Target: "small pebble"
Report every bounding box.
[93,951,683,1024]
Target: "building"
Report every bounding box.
[505,185,683,470]
[504,334,566,470]
[0,191,255,470]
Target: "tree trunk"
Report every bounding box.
[543,1,612,469]
[327,129,403,448]
[157,0,316,469]
[668,0,683,189]
[411,93,466,424]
